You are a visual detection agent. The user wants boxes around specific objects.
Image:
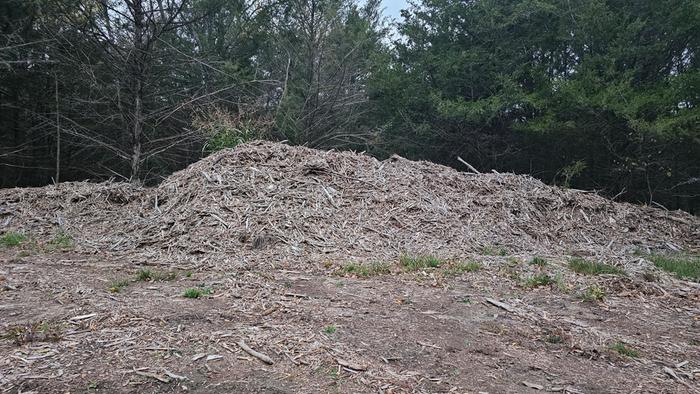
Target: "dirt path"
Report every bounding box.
[2,249,698,393]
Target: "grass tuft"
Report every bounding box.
[523,273,556,288]
[568,257,624,275]
[136,268,177,282]
[0,232,27,247]
[610,341,639,358]
[529,256,548,267]
[183,286,212,299]
[582,285,606,302]
[109,278,131,293]
[341,262,391,277]
[400,254,443,271]
[481,245,509,256]
[136,268,153,281]
[648,254,699,282]
[323,325,337,334]
[459,296,472,304]
[49,231,73,249]
[545,334,562,344]
[444,261,482,276]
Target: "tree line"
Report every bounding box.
[1,0,698,212]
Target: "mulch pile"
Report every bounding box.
[1,141,698,264]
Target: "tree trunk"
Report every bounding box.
[130,0,144,181]
[131,79,143,180]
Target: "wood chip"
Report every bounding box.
[336,358,367,371]
[522,381,544,390]
[191,353,206,361]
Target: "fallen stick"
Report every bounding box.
[485,298,517,313]
[69,313,97,323]
[237,340,274,365]
[163,369,187,381]
[134,371,170,384]
[457,156,481,174]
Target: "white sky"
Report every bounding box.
[381,0,410,20]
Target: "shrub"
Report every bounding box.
[194,107,271,153]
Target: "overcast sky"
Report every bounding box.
[381,0,410,20]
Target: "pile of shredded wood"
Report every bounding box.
[1,141,698,265]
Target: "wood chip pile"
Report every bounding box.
[1,141,698,264]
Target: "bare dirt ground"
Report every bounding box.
[1,142,699,393]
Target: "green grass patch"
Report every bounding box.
[183,286,212,299]
[0,232,27,247]
[568,257,624,275]
[48,231,73,249]
[136,268,177,282]
[523,273,556,288]
[341,262,391,277]
[648,254,699,282]
[323,325,337,334]
[545,334,562,344]
[610,342,639,358]
[2,321,63,344]
[582,285,606,302]
[444,261,482,276]
[481,245,509,256]
[529,256,548,267]
[400,254,443,271]
[109,278,131,293]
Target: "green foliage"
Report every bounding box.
[400,254,444,271]
[610,342,639,358]
[323,325,337,334]
[444,261,482,276]
[196,108,266,153]
[459,296,472,304]
[341,262,391,277]
[648,254,699,282]
[0,232,27,247]
[524,274,556,288]
[545,334,562,344]
[183,286,212,299]
[529,257,548,267]
[369,0,700,212]
[136,268,177,282]
[559,160,587,188]
[582,285,606,302]
[481,246,509,256]
[136,269,153,282]
[49,231,73,249]
[109,279,131,293]
[569,258,625,275]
